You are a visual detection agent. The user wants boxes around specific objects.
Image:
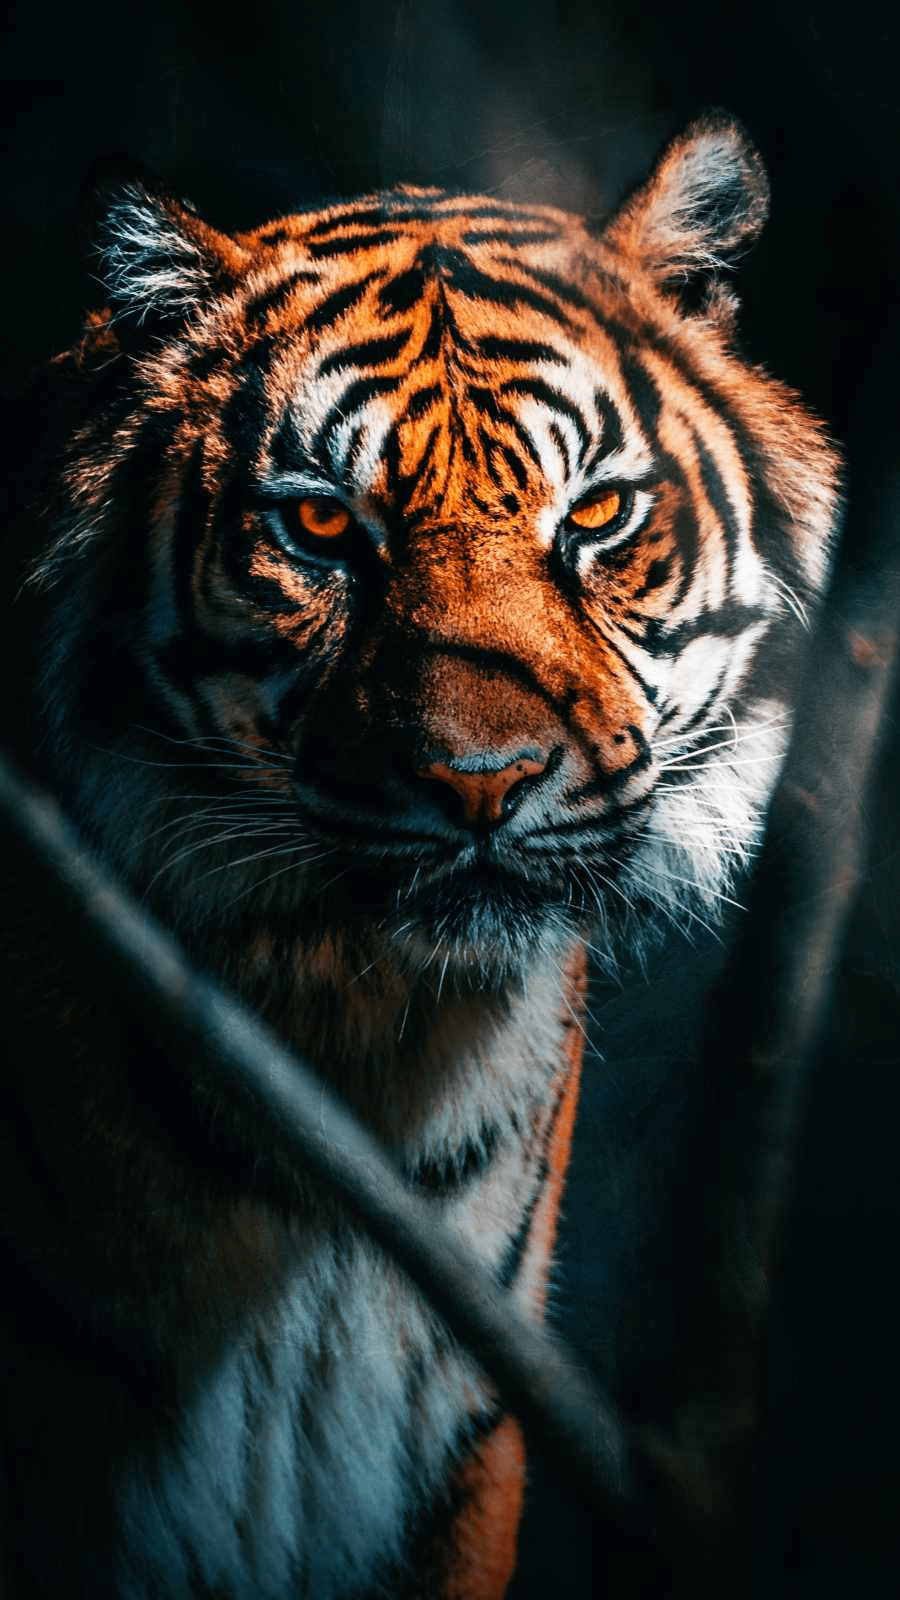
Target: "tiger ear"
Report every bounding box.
[603,112,769,308]
[84,160,249,336]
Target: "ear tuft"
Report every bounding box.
[605,111,769,292]
[83,159,244,333]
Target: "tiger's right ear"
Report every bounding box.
[602,112,769,308]
[84,160,250,336]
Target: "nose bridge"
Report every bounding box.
[393,523,548,646]
[411,646,557,765]
[384,530,564,735]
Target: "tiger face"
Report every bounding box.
[37,115,841,987]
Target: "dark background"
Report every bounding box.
[3,2,899,1595]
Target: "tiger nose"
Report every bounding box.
[415,756,548,830]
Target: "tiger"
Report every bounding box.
[0,111,840,1598]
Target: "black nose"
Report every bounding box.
[414,755,548,830]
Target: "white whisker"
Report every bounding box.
[632,859,746,913]
[218,847,339,911]
[658,750,779,774]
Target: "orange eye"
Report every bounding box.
[297,496,352,540]
[568,489,622,531]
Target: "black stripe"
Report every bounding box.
[407,457,440,514]
[666,600,769,651]
[505,260,599,317]
[549,420,571,476]
[405,382,442,421]
[465,487,495,518]
[615,598,770,661]
[317,329,411,378]
[584,389,625,467]
[219,339,277,461]
[498,441,529,491]
[303,206,395,238]
[479,432,506,490]
[413,300,444,365]
[401,422,442,509]
[304,271,384,337]
[343,422,369,480]
[243,267,320,328]
[406,1123,501,1193]
[306,227,403,259]
[433,201,555,224]
[444,256,573,326]
[633,555,673,599]
[657,663,731,751]
[586,618,659,704]
[480,431,529,493]
[668,502,699,610]
[500,377,591,464]
[303,202,439,238]
[498,408,546,472]
[497,1069,574,1291]
[462,227,560,248]
[690,428,740,594]
[379,264,428,318]
[270,408,305,472]
[616,344,662,433]
[475,335,567,365]
[465,383,502,422]
[310,373,401,468]
[526,791,653,843]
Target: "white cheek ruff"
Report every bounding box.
[663,627,768,730]
[618,699,790,956]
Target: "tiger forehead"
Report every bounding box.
[247,188,586,260]
[242,188,603,362]
[243,195,643,517]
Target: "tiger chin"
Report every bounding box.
[0,113,840,1599]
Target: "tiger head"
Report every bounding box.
[35,114,841,986]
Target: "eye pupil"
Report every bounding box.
[569,489,622,531]
[297,496,351,539]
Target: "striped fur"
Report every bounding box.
[7,114,840,1596]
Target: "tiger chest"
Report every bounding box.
[107,969,577,1600]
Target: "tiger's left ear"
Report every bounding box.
[86,162,250,336]
[603,112,769,310]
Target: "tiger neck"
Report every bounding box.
[214,921,580,1165]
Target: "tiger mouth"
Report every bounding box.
[309,850,599,974]
[403,861,553,922]
[388,867,576,973]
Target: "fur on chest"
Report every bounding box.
[110,1241,479,1600]
[101,955,576,1600]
